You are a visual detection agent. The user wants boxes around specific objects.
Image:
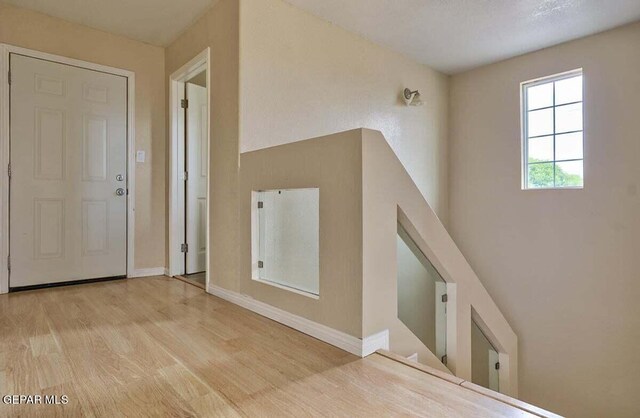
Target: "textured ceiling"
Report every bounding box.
[2,0,215,46]
[5,0,640,72]
[283,0,640,73]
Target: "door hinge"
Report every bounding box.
[257,201,263,209]
[441,354,447,365]
[495,362,500,370]
[181,99,188,109]
[181,243,188,253]
[258,261,264,268]
[441,293,448,303]
[183,171,188,181]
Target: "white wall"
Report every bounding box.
[449,22,640,418]
[239,0,449,221]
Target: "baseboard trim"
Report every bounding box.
[362,329,390,356]
[209,284,388,357]
[130,267,167,278]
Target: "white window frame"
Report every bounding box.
[521,69,584,190]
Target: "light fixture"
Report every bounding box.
[403,88,423,106]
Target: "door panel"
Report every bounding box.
[186,83,207,274]
[10,54,127,287]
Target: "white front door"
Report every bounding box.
[9,54,128,288]
[185,83,207,274]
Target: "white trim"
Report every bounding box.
[131,267,167,278]
[251,278,320,300]
[520,68,584,190]
[168,48,210,294]
[209,284,388,357]
[407,353,419,362]
[0,44,136,294]
[0,44,9,294]
[362,329,390,356]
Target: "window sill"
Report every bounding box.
[521,186,583,191]
[251,277,320,300]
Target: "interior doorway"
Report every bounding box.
[168,49,210,290]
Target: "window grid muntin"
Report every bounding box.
[522,70,583,189]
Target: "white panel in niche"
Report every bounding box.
[198,198,206,251]
[34,73,65,96]
[82,200,109,255]
[83,115,108,181]
[34,107,65,180]
[83,83,109,104]
[200,104,208,177]
[34,199,64,259]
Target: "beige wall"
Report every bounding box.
[240,130,363,336]
[362,129,518,391]
[165,0,240,289]
[238,128,518,395]
[0,2,166,270]
[239,0,450,221]
[449,22,640,418]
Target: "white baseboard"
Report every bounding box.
[209,284,388,357]
[130,267,167,278]
[362,329,390,356]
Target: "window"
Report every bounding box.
[471,318,500,392]
[522,70,584,189]
[396,223,447,365]
[253,188,320,298]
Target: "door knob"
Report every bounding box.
[116,188,125,196]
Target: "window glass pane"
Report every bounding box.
[397,224,447,363]
[257,188,320,295]
[528,135,553,162]
[555,75,582,105]
[528,108,553,137]
[471,320,500,392]
[555,103,582,133]
[527,82,553,110]
[555,132,583,161]
[555,161,583,187]
[528,162,554,188]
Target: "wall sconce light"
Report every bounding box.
[403,88,423,106]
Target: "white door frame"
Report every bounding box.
[168,48,210,290]
[0,44,136,294]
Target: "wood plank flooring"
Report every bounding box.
[175,273,206,290]
[0,277,537,417]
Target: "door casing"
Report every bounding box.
[168,48,210,290]
[0,44,137,294]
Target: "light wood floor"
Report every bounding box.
[175,272,206,290]
[1,277,538,417]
